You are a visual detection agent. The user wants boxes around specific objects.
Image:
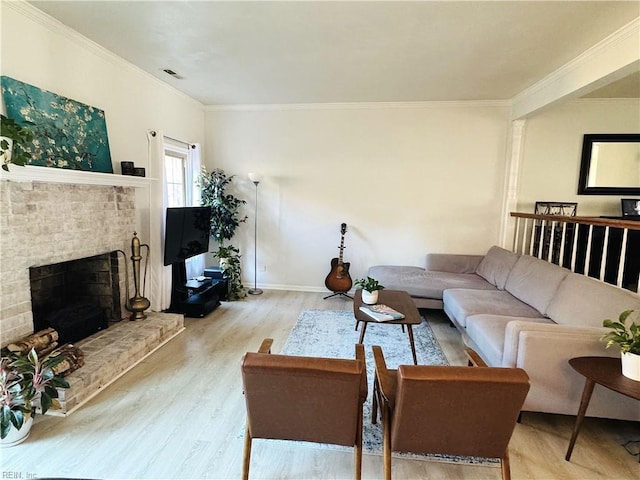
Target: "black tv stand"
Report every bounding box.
[167,262,223,317]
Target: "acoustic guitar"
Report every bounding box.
[324,223,353,295]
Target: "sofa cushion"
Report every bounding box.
[475,246,520,290]
[425,253,484,274]
[504,256,569,315]
[465,315,555,367]
[367,266,495,300]
[443,289,544,327]
[546,273,640,328]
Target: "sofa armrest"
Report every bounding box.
[502,321,610,367]
[499,323,629,417]
[425,254,484,273]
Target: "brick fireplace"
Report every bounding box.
[0,181,134,345]
[0,177,184,413]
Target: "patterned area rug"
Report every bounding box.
[280,309,498,466]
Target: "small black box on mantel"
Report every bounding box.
[133,167,146,177]
[121,161,135,175]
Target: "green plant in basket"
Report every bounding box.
[354,277,385,293]
[601,310,640,355]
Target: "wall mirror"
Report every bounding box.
[578,133,640,195]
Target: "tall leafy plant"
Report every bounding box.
[198,168,247,299]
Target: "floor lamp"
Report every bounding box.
[248,172,263,295]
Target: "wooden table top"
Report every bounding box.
[353,289,422,325]
[569,356,640,401]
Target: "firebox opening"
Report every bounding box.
[29,251,122,344]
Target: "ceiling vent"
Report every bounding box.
[162,68,183,79]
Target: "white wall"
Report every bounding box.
[517,99,640,216]
[5,2,635,295]
[1,3,206,240]
[206,102,511,291]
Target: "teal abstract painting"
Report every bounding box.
[1,76,113,173]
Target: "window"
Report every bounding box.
[165,148,187,208]
[164,140,201,208]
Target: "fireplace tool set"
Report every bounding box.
[117,232,151,320]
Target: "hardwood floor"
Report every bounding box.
[4,290,638,479]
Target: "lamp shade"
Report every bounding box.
[248,172,263,183]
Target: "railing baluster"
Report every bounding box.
[548,220,556,263]
[524,218,531,255]
[537,220,545,259]
[529,219,536,256]
[617,228,628,288]
[559,222,567,268]
[584,225,593,276]
[599,226,609,281]
[571,222,579,273]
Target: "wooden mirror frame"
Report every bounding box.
[577,133,640,195]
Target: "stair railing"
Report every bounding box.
[510,212,640,293]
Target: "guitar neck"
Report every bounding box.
[337,236,345,264]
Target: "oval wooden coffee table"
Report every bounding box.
[353,289,422,365]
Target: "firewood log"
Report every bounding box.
[50,344,85,376]
[6,328,59,354]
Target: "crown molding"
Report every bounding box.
[206,99,511,112]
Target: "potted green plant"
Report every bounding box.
[0,114,34,171]
[354,276,385,304]
[601,310,640,381]
[0,348,69,447]
[198,168,247,300]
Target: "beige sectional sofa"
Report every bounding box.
[368,246,640,421]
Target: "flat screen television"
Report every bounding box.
[163,206,212,266]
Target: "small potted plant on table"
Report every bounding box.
[601,309,640,381]
[354,276,385,305]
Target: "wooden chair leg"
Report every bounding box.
[242,422,252,480]
[501,450,511,480]
[372,377,379,424]
[354,406,363,480]
[383,407,392,480]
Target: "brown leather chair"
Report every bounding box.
[372,346,530,480]
[241,338,368,480]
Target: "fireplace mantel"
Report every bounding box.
[0,164,152,188]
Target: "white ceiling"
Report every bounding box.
[29,1,640,106]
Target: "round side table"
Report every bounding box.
[565,356,640,461]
